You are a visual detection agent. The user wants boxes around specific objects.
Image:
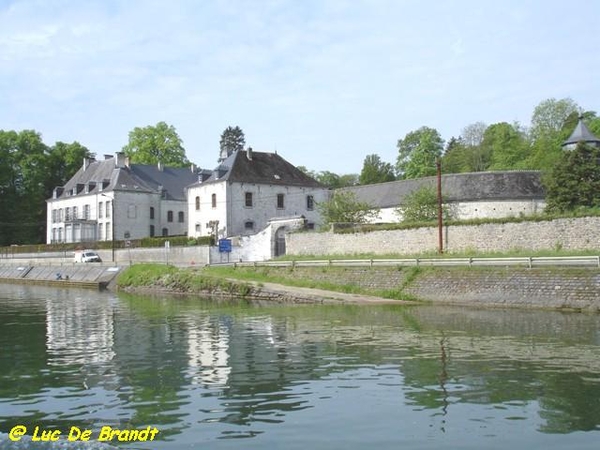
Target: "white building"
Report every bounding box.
[46,153,199,244]
[340,171,546,223]
[186,148,329,246]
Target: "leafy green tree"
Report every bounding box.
[441,137,470,173]
[530,98,581,141]
[545,142,600,212]
[396,126,444,179]
[45,141,92,195]
[359,154,395,185]
[122,121,189,167]
[0,130,50,245]
[395,185,454,223]
[219,126,245,161]
[525,98,581,172]
[297,169,358,188]
[317,191,379,224]
[484,122,529,170]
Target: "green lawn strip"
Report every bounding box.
[203,265,420,301]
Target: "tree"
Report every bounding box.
[0,130,50,245]
[359,154,395,185]
[122,121,189,167]
[523,98,582,172]
[297,168,358,188]
[219,126,245,161]
[395,185,454,223]
[530,98,581,141]
[545,142,600,212]
[396,126,444,179]
[484,122,529,170]
[317,191,379,225]
[441,137,469,173]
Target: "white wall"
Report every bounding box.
[368,199,547,223]
[187,181,229,238]
[187,181,329,239]
[47,190,189,245]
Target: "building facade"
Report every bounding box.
[187,149,329,239]
[46,153,199,244]
[340,171,546,223]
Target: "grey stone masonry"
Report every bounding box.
[287,217,600,256]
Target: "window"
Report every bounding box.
[244,221,255,231]
[105,222,110,240]
[212,193,217,208]
[195,196,200,210]
[245,192,253,207]
[98,202,103,219]
[162,227,168,236]
[277,193,285,209]
[84,204,90,220]
[105,201,111,218]
[72,206,78,220]
[150,225,155,237]
[52,210,56,223]
[306,195,314,211]
[65,207,71,221]
[178,211,184,223]
[167,211,173,222]
[150,207,155,220]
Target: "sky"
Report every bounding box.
[1,0,599,174]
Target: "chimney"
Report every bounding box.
[83,157,92,171]
[247,147,253,161]
[115,152,127,168]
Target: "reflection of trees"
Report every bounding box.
[398,307,600,434]
[538,372,600,433]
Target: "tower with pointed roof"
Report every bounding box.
[562,116,600,150]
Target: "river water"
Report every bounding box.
[1,284,600,449]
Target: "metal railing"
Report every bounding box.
[216,255,600,269]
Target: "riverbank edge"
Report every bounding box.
[116,264,600,311]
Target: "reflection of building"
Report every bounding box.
[45,293,115,365]
[185,316,231,386]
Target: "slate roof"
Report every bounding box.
[562,118,600,146]
[188,149,323,188]
[56,157,199,201]
[341,171,545,208]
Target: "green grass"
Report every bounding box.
[203,265,420,301]
[117,263,252,297]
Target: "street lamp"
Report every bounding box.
[100,193,115,262]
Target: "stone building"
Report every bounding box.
[46,153,198,244]
[340,171,546,223]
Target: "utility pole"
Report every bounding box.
[436,158,443,254]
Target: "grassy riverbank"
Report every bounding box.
[117,263,254,297]
[116,262,600,311]
[116,263,420,301]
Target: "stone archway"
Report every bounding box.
[274,226,287,257]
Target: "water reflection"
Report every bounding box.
[0,285,599,449]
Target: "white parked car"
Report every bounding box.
[74,250,102,263]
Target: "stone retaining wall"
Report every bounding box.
[287,217,600,256]
[254,266,600,311]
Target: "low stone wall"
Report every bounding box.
[287,217,600,256]
[405,268,600,311]
[249,266,600,311]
